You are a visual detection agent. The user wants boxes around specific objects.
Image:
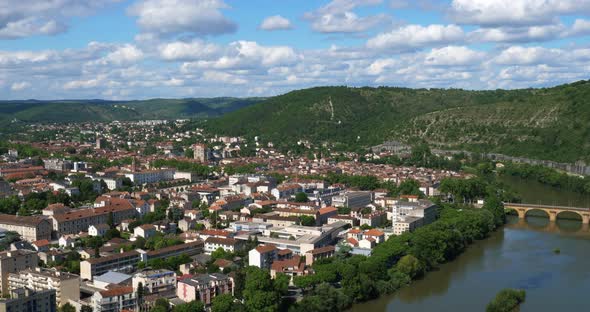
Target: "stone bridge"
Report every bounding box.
[504,203,590,224]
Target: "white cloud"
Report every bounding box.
[98,44,144,66]
[494,46,561,65]
[449,0,590,27]
[0,0,118,39]
[425,46,486,66]
[259,15,292,31]
[305,0,389,33]
[202,71,247,84]
[568,19,590,37]
[468,24,565,43]
[367,24,465,50]
[11,81,31,91]
[128,0,237,38]
[158,40,221,61]
[182,41,299,71]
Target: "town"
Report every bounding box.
[0,119,472,312]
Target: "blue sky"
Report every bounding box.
[1,0,590,99]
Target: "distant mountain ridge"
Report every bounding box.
[206,80,590,163]
[0,97,264,123]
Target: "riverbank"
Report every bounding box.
[348,216,590,311]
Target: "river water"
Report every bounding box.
[349,176,590,311]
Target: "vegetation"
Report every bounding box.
[207,81,590,163]
[499,162,590,195]
[0,97,262,124]
[486,289,526,312]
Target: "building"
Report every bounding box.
[332,191,373,209]
[132,270,176,295]
[0,288,56,312]
[304,245,335,266]
[270,256,307,279]
[96,137,107,149]
[91,286,137,312]
[139,241,204,262]
[80,251,141,280]
[391,198,437,234]
[44,159,72,172]
[133,224,156,239]
[204,237,241,254]
[89,224,110,237]
[176,273,233,304]
[123,169,175,185]
[192,144,210,163]
[50,203,137,236]
[234,222,347,255]
[8,268,79,306]
[0,250,39,295]
[248,245,278,269]
[0,214,52,242]
[93,271,132,290]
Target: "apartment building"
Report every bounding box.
[132,270,176,295]
[124,169,175,185]
[50,204,137,236]
[8,268,79,306]
[332,191,373,209]
[176,273,233,304]
[0,250,39,295]
[80,251,141,280]
[0,288,56,312]
[248,245,278,269]
[91,286,137,312]
[0,214,52,242]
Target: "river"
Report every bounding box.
[348,176,590,311]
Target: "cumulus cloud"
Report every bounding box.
[259,15,292,31]
[367,24,465,50]
[158,40,221,61]
[0,0,118,39]
[424,46,487,66]
[449,0,590,27]
[493,46,561,65]
[128,0,237,38]
[11,81,31,91]
[304,0,390,33]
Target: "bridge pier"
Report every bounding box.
[549,211,557,223]
[517,209,526,219]
[582,214,590,224]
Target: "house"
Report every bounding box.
[178,218,196,232]
[91,286,137,312]
[248,245,278,269]
[204,237,241,254]
[88,224,110,237]
[270,256,307,279]
[359,238,376,249]
[134,224,157,239]
[132,269,176,295]
[176,273,233,304]
[58,235,76,248]
[304,245,335,266]
[31,239,50,252]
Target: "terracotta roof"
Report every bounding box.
[254,245,277,254]
[99,286,133,297]
[318,206,338,215]
[32,239,50,247]
[306,245,335,255]
[146,241,204,257]
[205,237,238,246]
[348,229,362,234]
[84,250,140,264]
[364,229,385,237]
[347,237,358,246]
[277,249,293,256]
[0,214,49,227]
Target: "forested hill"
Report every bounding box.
[0,97,263,123]
[207,80,590,163]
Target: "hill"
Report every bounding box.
[207,81,590,163]
[0,97,262,123]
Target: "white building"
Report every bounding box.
[88,224,109,237]
[91,286,136,312]
[132,270,176,295]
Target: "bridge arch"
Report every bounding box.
[524,208,550,219]
[556,210,583,221]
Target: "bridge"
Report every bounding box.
[504,203,590,224]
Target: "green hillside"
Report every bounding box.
[207,81,590,163]
[0,97,262,123]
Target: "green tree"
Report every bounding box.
[486,289,526,312]
[294,192,309,202]
[395,255,424,279]
[211,294,244,312]
[243,267,280,312]
[298,215,316,226]
[173,301,205,312]
[59,303,76,312]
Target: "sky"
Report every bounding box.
[1,0,590,100]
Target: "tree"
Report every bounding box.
[211,294,244,312]
[483,196,506,227]
[243,267,280,312]
[106,212,114,229]
[486,289,526,312]
[395,254,424,279]
[294,192,309,203]
[173,301,205,312]
[80,306,93,312]
[298,215,316,226]
[59,303,76,312]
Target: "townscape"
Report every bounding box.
[0,119,477,312]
